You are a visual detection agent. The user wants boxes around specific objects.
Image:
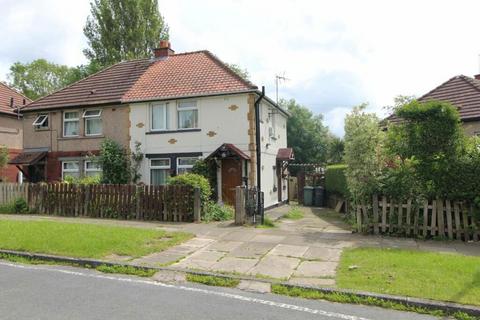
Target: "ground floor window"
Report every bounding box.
[150,158,171,185]
[177,157,198,175]
[62,161,80,179]
[84,161,102,177]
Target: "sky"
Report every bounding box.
[2,0,480,136]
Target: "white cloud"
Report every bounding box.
[2,0,480,136]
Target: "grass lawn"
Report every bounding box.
[337,247,480,306]
[0,220,192,259]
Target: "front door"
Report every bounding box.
[221,158,242,205]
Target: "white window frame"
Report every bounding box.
[83,109,103,136]
[151,103,168,131]
[84,160,102,177]
[63,111,80,137]
[62,161,80,179]
[176,157,199,175]
[177,101,198,129]
[32,114,49,128]
[150,158,171,185]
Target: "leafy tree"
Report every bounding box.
[0,146,8,179]
[344,104,384,203]
[225,63,249,80]
[326,135,344,164]
[98,139,130,184]
[83,0,169,67]
[8,59,86,100]
[282,99,330,165]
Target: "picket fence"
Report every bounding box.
[356,195,480,242]
[0,183,201,222]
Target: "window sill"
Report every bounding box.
[58,135,105,141]
[146,129,201,135]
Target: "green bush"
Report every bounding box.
[203,202,233,222]
[325,164,348,197]
[63,175,101,185]
[168,173,211,203]
[0,198,28,214]
[99,139,130,184]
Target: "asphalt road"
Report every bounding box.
[0,261,438,320]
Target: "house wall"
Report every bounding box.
[129,94,251,185]
[0,114,23,182]
[22,105,129,181]
[462,120,480,136]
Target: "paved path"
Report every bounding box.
[0,261,438,320]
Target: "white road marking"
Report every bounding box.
[0,261,372,320]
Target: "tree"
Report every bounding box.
[327,135,344,164]
[282,99,330,165]
[225,63,249,80]
[8,59,85,100]
[83,0,169,67]
[98,139,130,184]
[0,146,8,179]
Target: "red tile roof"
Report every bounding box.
[206,143,250,160]
[277,148,294,161]
[24,50,257,111]
[387,75,480,123]
[0,82,31,116]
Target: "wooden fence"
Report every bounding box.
[356,195,480,242]
[0,183,201,222]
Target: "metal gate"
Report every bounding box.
[245,187,264,224]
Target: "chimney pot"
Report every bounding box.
[153,40,174,58]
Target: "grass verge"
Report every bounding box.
[186,273,240,287]
[0,219,193,259]
[337,247,480,306]
[271,284,478,320]
[283,206,304,220]
[96,264,156,277]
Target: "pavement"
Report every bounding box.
[0,261,438,320]
[2,205,479,287]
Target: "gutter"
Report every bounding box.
[254,86,265,224]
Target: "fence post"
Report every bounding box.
[235,186,246,225]
[135,185,142,220]
[193,187,201,223]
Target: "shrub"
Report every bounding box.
[168,173,211,203]
[325,164,348,197]
[98,139,130,184]
[202,202,233,222]
[192,159,217,200]
[63,175,101,185]
[0,198,28,214]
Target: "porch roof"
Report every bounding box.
[8,151,47,165]
[206,143,250,161]
[277,148,295,161]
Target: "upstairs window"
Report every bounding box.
[177,101,198,129]
[151,103,168,131]
[63,111,79,137]
[32,114,49,129]
[150,158,171,185]
[177,157,198,175]
[83,110,102,136]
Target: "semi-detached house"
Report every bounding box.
[11,41,293,208]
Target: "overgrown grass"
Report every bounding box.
[0,220,193,259]
[337,248,480,306]
[283,206,304,220]
[271,284,478,320]
[186,273,240,287]
[256,216,276,229]
[96,264,156,277]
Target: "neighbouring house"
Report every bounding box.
[0,82,30,182]
[387,74,480,135]
[12,41,293,208]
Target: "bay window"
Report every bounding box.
[177,101,198,129]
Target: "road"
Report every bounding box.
[0,261,437,320]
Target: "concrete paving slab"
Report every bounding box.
[210,257,259,273]
[173,258,218,270]
[205,240,243,252]
[188,250,226,262]
[220,231,257,242]
[250,234,286,243]
[294,261,338,278]
[152,270,186,283]
[132,252,185,266]
[248,255,300,279]
[268,244,309,258]
[303,247,342,261]
[288,277,336,286]
[182,238,215,248]
[228,242,275,258]
[237,280,271,293]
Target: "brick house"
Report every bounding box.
[0,83,30,182]
[12,42,292,208]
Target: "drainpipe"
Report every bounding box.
[254,86,265,224]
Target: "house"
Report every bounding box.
[12,41,293,208]
[387,75,480,135]
[0,82,30,182]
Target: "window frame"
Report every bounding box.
[63,111,80,137]
[32,114,49,129]
[83,109,103,136]
[151,103,169,131]
[176,156,199,175]
[177,101,198,130]
[150,158,171,185]
[84,160,102,177]
[62,161,80,179]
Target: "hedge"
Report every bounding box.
[325,164,348,197]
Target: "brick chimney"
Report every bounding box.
[475,74,480,80]
[153,40,174,58]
